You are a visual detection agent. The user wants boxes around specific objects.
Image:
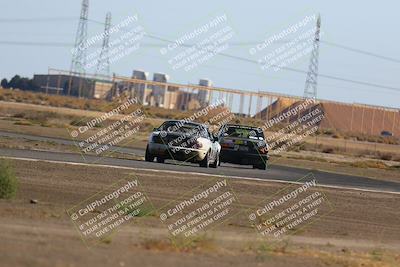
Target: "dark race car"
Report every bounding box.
[217,124,268,169]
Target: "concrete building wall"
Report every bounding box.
[33,74,95,98]
[264,99,400,137]
[163,86,179,110]
[198,79,212,107]
[93,81,113,99]
[131,70,149,104]
[152,73,169,107]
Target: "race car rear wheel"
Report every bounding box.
[156,157,165,163]
[145,146,155,162]
[254,162,267,170]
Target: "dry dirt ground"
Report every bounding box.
[0,159,399,267]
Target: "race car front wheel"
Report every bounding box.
[199,151,210,168]
[210,152,219,168]
[145,145,155,162]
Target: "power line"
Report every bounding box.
[85,19,400,93]
[0,41,166,47]
[1,17,399,93]
[320,40,400,64]
[2,41,399,95]
[2,24,400,65]
[2,16,400,64]
[0,17,77,23]
[0,41,74,47]
[139,31,400,93]
[2,38,399,93]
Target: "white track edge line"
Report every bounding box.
[2,155,400,195]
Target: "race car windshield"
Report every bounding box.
[224,127,264,139]
[160,121,205,135]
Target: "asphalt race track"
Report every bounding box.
[1,146,399,193]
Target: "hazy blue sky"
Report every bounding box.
[0,0,399,108]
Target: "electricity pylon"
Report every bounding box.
[304,14,321,99]
[70,0,89,74]
[96,12,112,77]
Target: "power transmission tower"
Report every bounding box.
[96,12,112,77]
[70,0,89,74]
[303,14,321,99]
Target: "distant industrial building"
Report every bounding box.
[33,71,208,111]
[93,81,113,99]
[176,90,200,110]
[131,70,149,105]
[198,79,212,107]
[152,73,169,107]
[163,86,179,110]
[33,74,111,99]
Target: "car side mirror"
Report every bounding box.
[213,135,219,142]
[153,127,158,131]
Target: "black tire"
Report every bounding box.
[199,151,210,168]
[156,157,165,163]
[256,162,267,170]
[145,146,155,162]
[210,152,219,168]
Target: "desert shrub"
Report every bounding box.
[350,160,387,169]
[28,111,59,121]
[140,121,155,132]
[70,118,88,126]
[70,117,104,128]
[14,121,33,126]
[298,143,307,151]
[322,147,335,154]
[233,118,241,124]
[380,136,399,145]
[290,145,300,152]
[379,153,392,161]
[12,112,26,118]
[0,160,18,199]
[322,128,335,135]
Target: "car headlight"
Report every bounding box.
[193,139,203,149]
